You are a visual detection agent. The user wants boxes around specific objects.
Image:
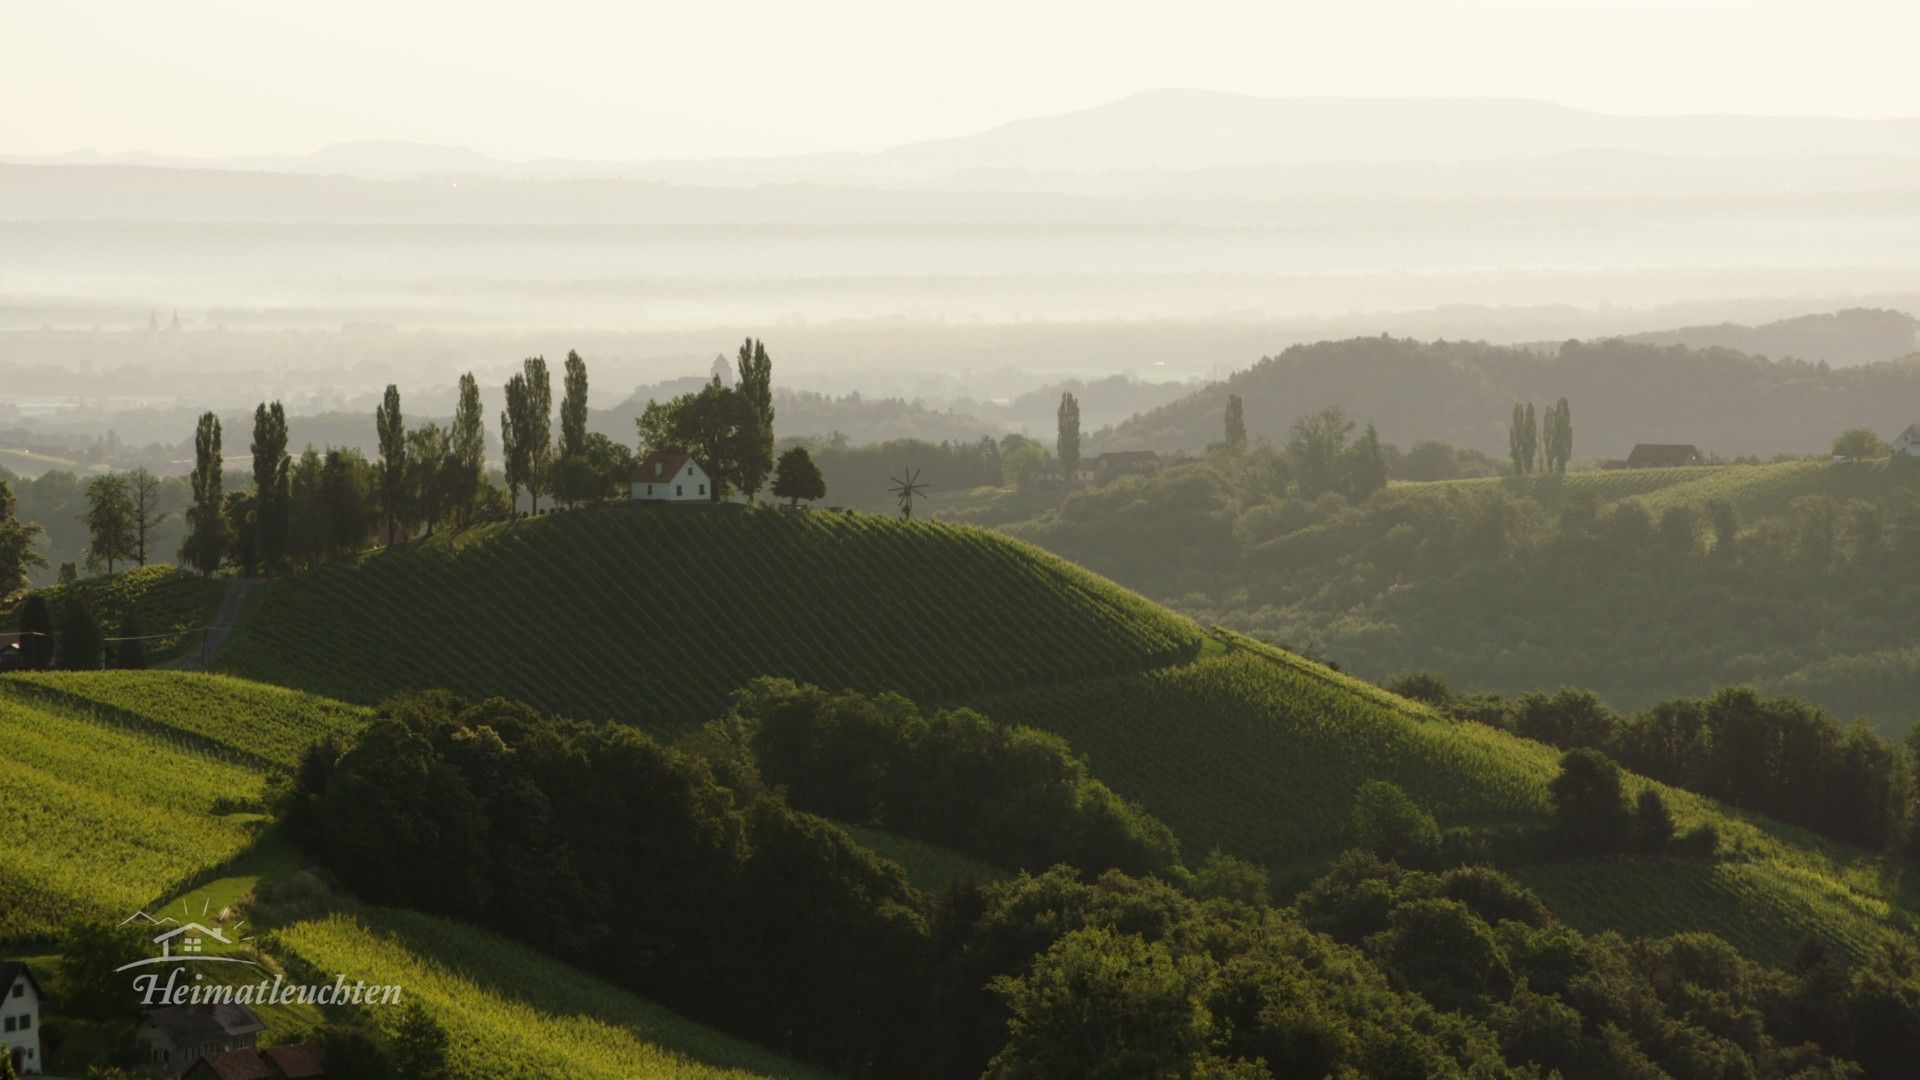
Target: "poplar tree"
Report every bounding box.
[522,357,553,512]
[375,383,408,543]
[1509,403,1528,476]
[501,372,529,513]
[181,412,225,575]
[1224,393,1246,452]
[1522,402,1539,474]
[734,338,775,500]
[1057,391,1081,483]
[560,350,589,460]
[251,401,291,573]
[451,373,486,523]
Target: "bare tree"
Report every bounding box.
[127,467,168,566]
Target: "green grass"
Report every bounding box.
[217,504,1204,732]
[274,907,835,1080]
[972,632,1918,966]
[2,564,225,663]
[838,823,1010,891]
[0,447,99,479]
[0,690,268,940]
[1394,457,1920,517]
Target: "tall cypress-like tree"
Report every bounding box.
[1057,391,1081,483]
[182,411,224,575]
[251,401,291,573]
[1552,397,1574,472]
[451,372,486,523]
[375,384,408,544]
[0,479,48,604]
[1509,403,1528,476]
[1522,402,1539,475]
[1346,422,1389,501]
[18,594,53,669]
[560,350,589,460]
[501,373,528,513]
[57,596,104,671]
[734,338,775,501]
[1224,393,1246,452]
[522,357,554,512]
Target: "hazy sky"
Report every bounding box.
[6,0,1918,160]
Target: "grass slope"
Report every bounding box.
[974,633,1917,967]
[275,906,832,1080]
[1396,457,1920,517]
[217,505,1204,732]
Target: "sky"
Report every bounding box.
[4,0,1918,160]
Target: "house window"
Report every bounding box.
[699,484,706,495]
[9,983,19,996]
[5,1015,15,1031]
[646,485,653,495]
[16,1014,26,1029]
[676,485,683,496]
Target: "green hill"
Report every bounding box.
[3,564,224,664]
[216,504,1204,731]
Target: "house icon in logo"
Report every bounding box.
[115,918,259,971]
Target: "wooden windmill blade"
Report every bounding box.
[887,467,929,519]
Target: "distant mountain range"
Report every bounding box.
[11,90,1920,189]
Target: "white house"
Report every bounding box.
[1895,423,1920,458]
[0,961,43,1075]
[631,452,712,502]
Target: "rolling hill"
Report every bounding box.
[197,500,1919,969]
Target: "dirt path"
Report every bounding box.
[181,578,260,671]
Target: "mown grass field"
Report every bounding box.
[217,505,1204,732]
[2,564,224,663]
[973,632,1918,966]
[1394,457,1920,516]
[838,823,1011,891]
[275,906,833,1080]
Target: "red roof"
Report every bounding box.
[264,1043,327,1078]
[632,452,701,483]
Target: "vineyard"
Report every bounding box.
[1396,457,1920,517]
[274,907,831,1080]
[2,564,224,662]
[0,690,267,939]
[216,505,1204,732]
[2,670,367,768]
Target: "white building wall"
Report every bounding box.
[1,975,42,1074]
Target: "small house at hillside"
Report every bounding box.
[181,1043,327,1080]
[137,1003,266,1073]
[1093,451,1161,479]
[1,961,44,1075]
[630,453,711,502]
[1895,424,1920,458]
[1625,444,1704,468]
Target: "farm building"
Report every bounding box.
[1895,424,1920,458]
[137,1003,266,1073]
[1625,444,1704,468]
[181,1043,327,1079]
[1,961,43,1075]
[630,453,712,502]
[1093,451,1161,479]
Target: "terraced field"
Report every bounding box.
[275,907,833,1080]
[217,505,1204,732]
[0,672,364,940]
[973,633,1918,965]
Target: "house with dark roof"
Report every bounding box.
[1,961,44,1075]
[1625,444,1704,468]
[1092,451,1161,480]
[630,452,712,502]
[137,1003,267,1073]
[180,1043,326,1080]
[1895,423,1920,458]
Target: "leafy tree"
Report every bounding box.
[560,349,590,460]
[635,377,754,499]
[18,595,52,668]
[1833,427,1889,459]
[772,446,827,507]
[1056,392,1081,483]
[375,383,408,544]
[1223,393,1246,452]
[734,338,775,500]
[1289,406,1354,498]
[1549,748,1632,854]
[57,562,76,584]
[222,489,259,575]
[81,474,135,574]
[1003,444,1046,490]
[181,411,225,575]
[0,1047,18,1080]
[319,449,376,559]
[523,357,554,511]
[57,595,103,669]
[58,920,148,1020]
[450,372,487,525]
[116,612,146,670]
[1705,497,1739,559]
[390,1001,452,1080]
[0,479,48,603]
[1509,403,1529,476]
[1351,779,1441,865]
[1631,789,1674,854]
[550,454,601,508]
[1345,422,1388,501]
[987,927,1215,1079]
[1522,402,1539,474]
[501,370,530,512]
[313,1026,396,1080]
[405,423,453,536]
[125,466,166,566]
[251,401,291,573]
